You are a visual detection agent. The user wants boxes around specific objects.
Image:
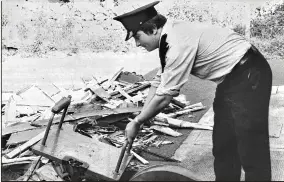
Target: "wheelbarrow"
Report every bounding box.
[32,97,200,181]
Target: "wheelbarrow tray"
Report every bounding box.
[32,124,133,181]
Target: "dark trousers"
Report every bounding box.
[213,45,272,181]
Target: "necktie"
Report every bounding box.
[159,33,169,73]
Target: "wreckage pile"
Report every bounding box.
[1,68,212,181]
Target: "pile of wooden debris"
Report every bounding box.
[1,68,212,181]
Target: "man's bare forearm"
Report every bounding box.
[143,86,157,109]
[136,94,173,124]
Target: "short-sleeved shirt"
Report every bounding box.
[151,20,251,96]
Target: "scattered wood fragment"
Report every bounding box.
[2,156,39,164]
[111,82,151,98]
[69,102,102,113]
[5,131,45,159]
[198,107,214,127]
[21,113,41,123]
[86,82,111,102]
[17,85,55,107]
[170,98,186,108]
[131,151,149,165]
[2,122,37,136]
[183,102,204,110]
[116,85,138,103]
[166,103,206,118]
[22,156,42,181]
[96,113,132,125]
[19,149,34,158]
[33,107,142,126]
[7,127,46,146]
[105,67,124,89]
[152,121,169,127]
[174,94,190,106]
[160,141,174,145]
[2,160,33,168]
[2,92,13,106]
[150,125,182,137]
[37,83,61,98]
[35,163,64,181]
[144,135,158,145]
[3,95,17,127]
[156,113,213,130]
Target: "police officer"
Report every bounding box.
[114,1,272,180]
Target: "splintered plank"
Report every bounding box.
[37,83,61,97]
[17,85,55,107]
[198,107,214,127]
[7,128,46,146]
[33,107,142,126]
[32,124,133,181]
[3,95,17,127]
[35,163,63,181]
[96,113,132,125]
[111,82,151,98]
[5,131,45,159]
[150,125,183,137]
[2,156,39,164]
[2,122,37,136]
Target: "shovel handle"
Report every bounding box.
[115,140,129,174]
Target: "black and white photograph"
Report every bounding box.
[1,0,284,181]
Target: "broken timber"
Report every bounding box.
[116,85,138,103]
[2,122,37,136]
[7,127,46,146]
[22,156,42,181]
[96,113,132,125]
[5,131,45,159]
[86,83,111,102]
[2,156,39,164]
[156,113,213,130]
[32,106,142,126]
[109,67,124,84]
[150,125,183,137]
[130,151,149,165]
[110,82,151,98]
[35,163,63,181]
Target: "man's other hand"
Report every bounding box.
[125,118,141,145]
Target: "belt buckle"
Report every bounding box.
[239,58,247,65]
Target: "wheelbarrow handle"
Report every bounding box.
[126,139,133,154]
[114,140,129,174]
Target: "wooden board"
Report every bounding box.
[96,113,132,125]
[5,131,45,159]
[37,83,61,97]
[198,107,214,127]
[17,85,55,107]
[6,127,46,146]
[33,107,142,126]
[35,163,63,181]
[2,122,37,136]
[3,95,17,126]
[32,124,133,181]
